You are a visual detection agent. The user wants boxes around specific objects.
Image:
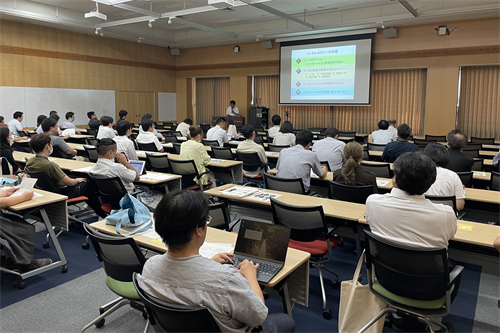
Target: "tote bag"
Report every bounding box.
[338,251,386,333]
[105,194,152,236]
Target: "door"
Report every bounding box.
[138,92,155,121]
[119,91,138,125]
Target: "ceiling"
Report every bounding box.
[1,0,499,49]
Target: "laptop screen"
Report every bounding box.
[234,220,290,264]
[129,160,145,175]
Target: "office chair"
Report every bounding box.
[425,135,447,142]
[327,180,374,204]
[208,202,235,231]
[470,137,494,145]
[164,135,179,143]
[319,161,331,172]
[490,171,500,191]
[237,151,266,187]
[264,173,307,195]
[202,139,219,147]
[145,154,170,174]
[425,195,466,220]
[270,198,340,319]
[172,143,182,155]
[156,124,165,129]
[464,143,482,150]
[211,146,235,160]
[86,138,98,146]
[87,128,97,137]
[132,273,221,333]
[414,139,437,145]
[362,147,369,160]
[138,142,161,152]
[254,126,264,132]
[461,149,479,159]
[200,124,211,138]
[384,152,399,163]
[88,173,131,213]
[1,157,12,175]
[268,144,289,153]
[254,135,265,146]
[367,143,386,151]
[167,158,212,191]
[338,131,356,140]
[359,230,463,333]
[456,171,473,188]
[361,162,392,178]
[170,131,183,137]
[82,224,148,332]
[472,158,484,171]
[50,145,70,159]
[84,145,98,163]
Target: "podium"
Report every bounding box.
[212,116,245,127]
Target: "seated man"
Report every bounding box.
[42,117,77,158]
[87,111,100,131]
[61,112,81,134]
[387,119,398,138]
[137,119,164,152]
[366,152,459,331]
[276,130,327,193]
[26,134,105,218]
[237,124,268,178]
[311,127,345,172]
[371,119,396,144]
[89,138,140,194]
[180,126,215,188]
[381,123,418,162]
[139,113,163,139]
[8,111,27,139]
[424,144,466,211]
[267,115,281,139]
[49,114,66,138]
[446,130,474,172]
[96,116,116,140]
[206,117,229,147]
[1,187,52,273]
[175,118,193,137]
[117,110,128,126]
[113,120,138,161]
[137,190,295,333]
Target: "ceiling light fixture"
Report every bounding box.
[168,16,175,24]
[95,27,104,36]
[148,19,155,28]
[138,37,144,43]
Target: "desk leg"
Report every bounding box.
[274,277,294,318]
[356,224,363,259]
[230,168,236,184]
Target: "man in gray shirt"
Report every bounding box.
[277,130,327,193]
[137,190,295,333]
[311,127,345,172]
[41,117,77,159]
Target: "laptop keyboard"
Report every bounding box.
[232,257,281,277]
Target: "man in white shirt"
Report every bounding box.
[113,120,138,161]
[226,100,239,117]
[267,115,281,138]
[206,117,229,147]
[8,111,25,138]
[387,119,398,138]
[96,116,116,140]
[311,127,345,172]
[61,112,81,134]
[137,119,164,152]
[237,124,268,178]
[175,118,193,137]
[139,113,163,140]
[371,120,396,144]
[89,138,140,194]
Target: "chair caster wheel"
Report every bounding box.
[331,280,340,289]
[95,318,105,328]
[62,264,68,273]
[322,308,332,319]
[82,243,90,250]
[13,277,27,289]
[42,242,49,249]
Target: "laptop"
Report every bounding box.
[232,220,291,283]
[129,160,146,175]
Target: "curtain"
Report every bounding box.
[458,65,500,141]
[195,77,230,124]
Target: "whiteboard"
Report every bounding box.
[89,90,116,120]
[60,89,89,126]
[0,87,26,126]
[158,92,177,121]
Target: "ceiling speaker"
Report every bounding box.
[383,28,397,38]
[262,41,273,49]
[170,48,180,56]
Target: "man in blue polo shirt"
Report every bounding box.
[381,123,418,162]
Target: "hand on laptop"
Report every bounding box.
[238,259,259,278]
[212,252,234,264]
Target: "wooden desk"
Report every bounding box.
[229,141,268,149]
[90,219,310,314]
[482,145,500,151]
[479,150,498,158]
[465,188,500,204]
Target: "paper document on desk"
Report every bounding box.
[247,191,282,202]
[265,152,279,156]
[219,186,259,198]
[32,192,43,198]
[140,173,173,181]
[74,145,85,150]
[121,223,153,236]
[310,170,330,178]
[71,166,93,173]
[199,242,234,259]
[376,180,390,187]
[211,159,226,163]
[473,171,486,177]
[11,178,37,197]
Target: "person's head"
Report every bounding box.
[279,121,293,134]
[271,114,281,126]
[13,111,23,121]
[119,110,128,120]
[0,127,13,150]
[141,113,153,121]
[424,143,450,168]
[117,120,132,137]
[50,113,60,121]
[29,133,52,154]
[0,116,4,127]
[49,110,58,117]
[142,119,154,132]
[37,115,47,127]
[96,138,117,159]
[393,152,436,195]
[397,123,412,140]
[324,127,340,139]
[378,120,389,130]
[295,130,313,148]
[183,118,193,125]
[65,112,75,121]
[230,100,236,107]
[216,117,227,130]
[388,119,397,127]
[155,190,210,252]
[241,124,255,140]
[87,111,96,120]
[447,129,467,150]
[41,117,57,134]
[341,142,364,185]
[189,125,203,141]
[101,116,113,127]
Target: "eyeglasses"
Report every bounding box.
[206,215,212,225]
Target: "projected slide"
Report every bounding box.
[291,45,356,100]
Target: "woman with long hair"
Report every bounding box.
[35,115,47,134]
[0,127,21,174]
[272,121,296,146]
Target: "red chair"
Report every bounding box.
[88,174,131,213]
[270,198,340,319]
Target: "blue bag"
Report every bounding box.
[105,194,152,236]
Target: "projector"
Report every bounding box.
[85,11,107,21]
[208,0,234,9]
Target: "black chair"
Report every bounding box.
[132,273,221,333]
[384,152,399,163]
[359,230,463,333]
[1,157,12,175]
[472,158,484,171]
[208,202,233,231]
[470,137,494,144]
[145,154,170,174]
[319,161,331,172]
[202,139,219,147]
[88,173,130,213]
[254,135,265,146]
[490,171,500,191]
[138,142,160,152]
[425,135,446,142]
[264,173,306,195]
[81,225,147,332]
[172,143,182,155]
[84,145,98,163]
[18,130,28,138]
[417,144,427,152]
[237,151,265,187]
[361,162,391,178]
[86,138,99,146]
[464,143,482,150]
[327,180,374,204]
[268,144,289,153]
[211,146,235,160]
[156,124,165,129]
[50,145,70,159]
[414,139,437,145]
[163,135,179,144]
[87,128,97,137]
[270,199,340,319]
[456,171,473,188]
[170,131,183,137]
[167,158,211,191]
[462,149,479,159]
[367,143,386,151]
[425,195,465,220]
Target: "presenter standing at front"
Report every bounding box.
[226,100,239,117]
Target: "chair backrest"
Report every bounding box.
[156,124,165,129]
[254,135,264,144]
[268,144,289,152]
[360,162,391,178]
[84,145,98,163]
[472,158,483,172]
[461,148,479,158]
[425,195,458,215]
[327,180,374,204]
[319,161,331,172]
[464,143,482,150]
[200,124,211,138]
[138,142,160,152]
[339,131,356,138]
[425,135,446,142]
[470,137,494,144]
[87,128,97,137]
[208,202,231,230]
[384,152,399,163]
[132,273,221,333]
[88,173,128,207]
[364,230,449,301]
[456,171,473,188]
[86,138,99,146]
[84,224,146,282]
[270,198,327,243]
[264,174,306,195]
[202,139,219,147]
[490,171,500,191]
[167,158,200,187]
[413,138,437,145]
[417,144,427,152]
[164,135,179,143]
[145,153,170,173]
[172,143,182,155]
[170,131,183,137]
[50,145,69,159]
[1,157,12,175]
[236,151,262,173]
[211,146,234,160]
[367,143,386,151]
[26,170,60,193]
